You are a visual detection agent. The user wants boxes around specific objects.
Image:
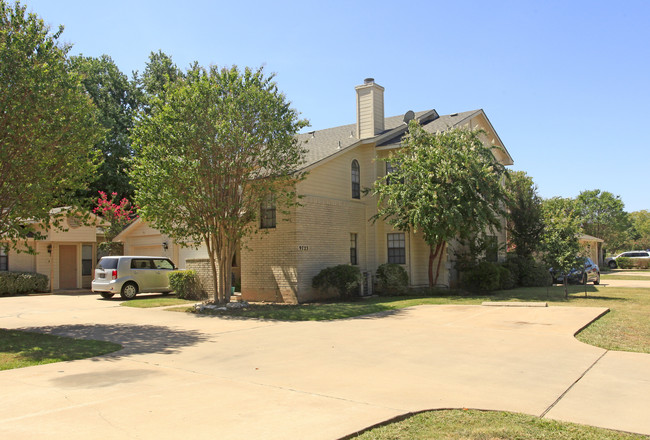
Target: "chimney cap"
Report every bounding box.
[364,77,375,84]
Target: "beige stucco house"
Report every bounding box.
[116,79,513,303]
[0,209,106,290]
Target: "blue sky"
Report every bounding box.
[23,0,650,212]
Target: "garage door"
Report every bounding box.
[131,246,166,257]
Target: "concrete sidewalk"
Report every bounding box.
[1,294,649,439]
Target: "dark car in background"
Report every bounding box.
[551,257,600,285]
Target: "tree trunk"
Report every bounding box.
[428,242,444,287]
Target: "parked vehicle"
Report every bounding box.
[605,250,650,269]
[91,256,176,300]
[550,257,600,285]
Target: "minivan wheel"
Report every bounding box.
[120,282,138,300]
[608,260,617,269]
[100,292,114,299]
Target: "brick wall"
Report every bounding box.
[186,258,216,299]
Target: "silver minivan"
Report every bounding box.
[91,256,176,299]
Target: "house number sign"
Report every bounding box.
[298,245,309,251]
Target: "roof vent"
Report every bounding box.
[450,113,458,117]
[403,110,415,124]
[364,77,374,84]
[308,131,315,138]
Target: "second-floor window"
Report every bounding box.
[351,160,360,199]
[260,198,276,229]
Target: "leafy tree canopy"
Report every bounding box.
[136,50,183,108]
[0,1,102,249]
[367,122,508,286]
[541,197,581,297]
[627,210,650,250]
[575,189,630,252]
[504,170,544,258]
[130,64,308,303]
[70,54,141,201]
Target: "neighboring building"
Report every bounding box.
[0,208,106,290]
[117,79,514,303]
[579,234,605,267]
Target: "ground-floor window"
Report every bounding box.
[350,233,358,265]
[387,233,406,264]
[485,235,498,263]
[0,248,7,271]
[82,245,93,276]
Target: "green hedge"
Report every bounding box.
[461,258,551,292]
[616,257,650,269]
[375,263,409,295]
[312,265,362,299]
[168,270,206,300]
[0,272,49,296]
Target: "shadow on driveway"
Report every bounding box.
[18,323,210,358]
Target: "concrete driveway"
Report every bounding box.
[1,293,649,439]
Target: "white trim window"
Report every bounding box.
[387,233,406,264]
[351,160,360,199]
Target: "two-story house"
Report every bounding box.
[116,79,513,303]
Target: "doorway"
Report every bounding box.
[59,245,78,289]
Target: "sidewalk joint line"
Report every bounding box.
[540,350,608,418]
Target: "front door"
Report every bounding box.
[59,245,78,289]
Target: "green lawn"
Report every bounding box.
[350,409,646,439]
[120,297,196,308]
[188,285,650,353]
[600,274,650,281]
[0,329,121,370]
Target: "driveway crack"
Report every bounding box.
[540,350,608,418]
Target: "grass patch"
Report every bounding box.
[0,329,121,370]
[350,409,645,439]
[121,297,196,308]
[600,275,650,281]
[189,285,650,353]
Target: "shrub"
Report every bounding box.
[497,265,516,290]
[461,261,501,292]
[312,265,362,299]
[168,270,206,300]
[615,257,632,269]
[520,261,552,287]
[375,263,409,295]
[0,271,49,296]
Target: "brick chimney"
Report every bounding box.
[355,78,384,139]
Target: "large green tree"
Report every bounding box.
[70,54,141,200]
[575,189,630,252]
[368,122,508,286]
[504,170,544,258]
[0,1,101,249]
[541,197,581,298]
[136,50,183,109]
[130,65,307,303]
[627,210,650,250]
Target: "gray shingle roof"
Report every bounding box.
[297,109,486,170]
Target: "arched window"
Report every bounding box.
[351,160,360,199]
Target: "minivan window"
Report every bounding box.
[97,258,118,270]
[153,259,175,270]
[131,259,153,269]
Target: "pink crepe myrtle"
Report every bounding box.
[93,191,138,238]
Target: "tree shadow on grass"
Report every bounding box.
[17,324,210,358]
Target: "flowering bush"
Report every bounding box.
[93,191,137,254]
